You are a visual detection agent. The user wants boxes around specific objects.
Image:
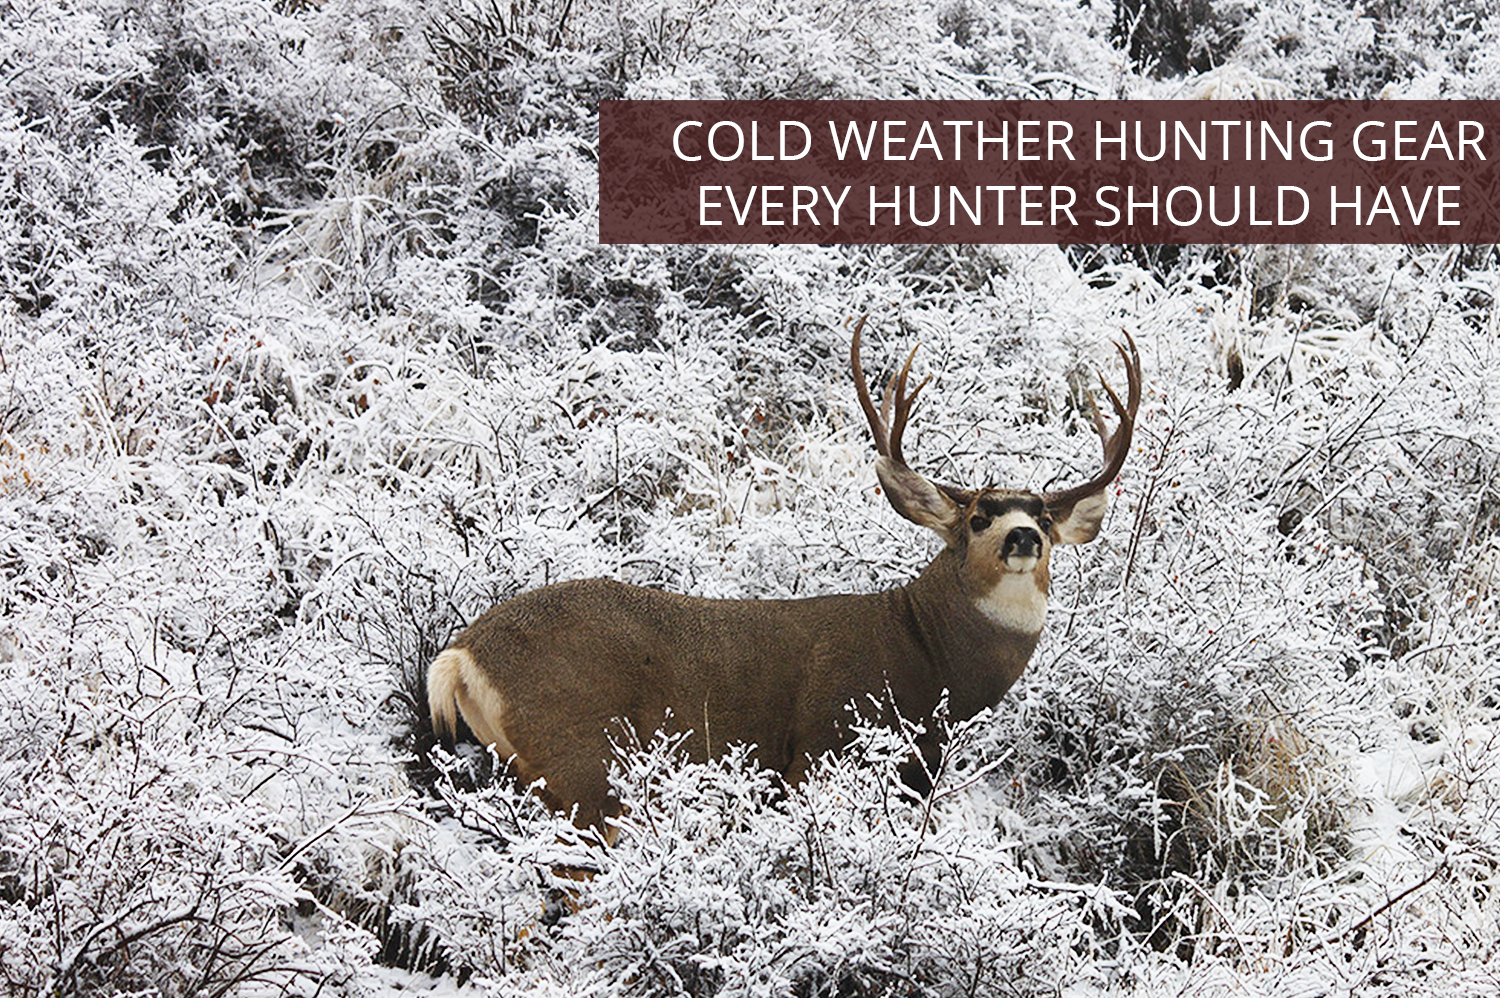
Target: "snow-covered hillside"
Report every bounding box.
[3,1,1498,995]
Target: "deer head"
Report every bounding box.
[850,315,1141,628]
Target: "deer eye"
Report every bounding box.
[970,515,991,533]
[1038,516,1053,533]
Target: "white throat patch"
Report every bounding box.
[975,571,1048,634]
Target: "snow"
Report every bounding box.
[4,0,1500,995]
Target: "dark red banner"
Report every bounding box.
[598,101,1500,244]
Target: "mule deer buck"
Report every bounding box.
[429,318,1141,830]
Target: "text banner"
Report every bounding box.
[599,100,1500,244]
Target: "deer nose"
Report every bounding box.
[1003,526,1042,559]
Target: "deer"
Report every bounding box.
[428,317,1142,833]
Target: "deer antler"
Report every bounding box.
[1043,331,1142,511]
[850,314,931,469]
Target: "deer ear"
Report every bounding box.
[1048,490,1108,545]
[875,456,962,543]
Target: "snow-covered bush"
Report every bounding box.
[5,0,1500,995]
[403,711,1136,996]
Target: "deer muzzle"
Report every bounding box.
[1002,526,1042,561]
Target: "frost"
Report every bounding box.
[4,0,1500,995]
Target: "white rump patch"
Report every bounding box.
[428,647,519,760]
[975,572,1048,635]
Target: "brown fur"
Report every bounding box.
[429,327,1140,831]
[432,499,1070,830]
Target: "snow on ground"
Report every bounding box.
[3,0,1500,995]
